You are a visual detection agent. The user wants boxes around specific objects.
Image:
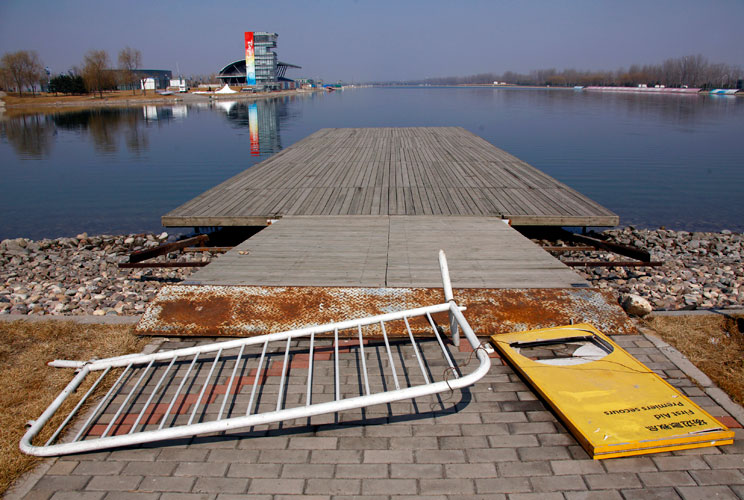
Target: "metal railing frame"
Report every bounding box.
[20,250,490,457]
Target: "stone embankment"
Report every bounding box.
[0,233,207,316]
[1,228,742,317]
[534,227,744,311]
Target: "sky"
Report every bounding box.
[1,0,742,83]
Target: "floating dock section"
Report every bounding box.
[162,127,619,228]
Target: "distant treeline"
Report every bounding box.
[396,55,742,89]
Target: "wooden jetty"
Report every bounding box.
[145,129,634,337]
[186,215,588,288]
[162,127,618,228]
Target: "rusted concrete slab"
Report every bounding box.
[136,285,635,337]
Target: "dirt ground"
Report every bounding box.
[0,321,147,496]
[643,313,744,406]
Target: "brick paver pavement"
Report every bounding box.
[11,334,744,499]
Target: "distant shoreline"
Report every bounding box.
[0,88,321,117]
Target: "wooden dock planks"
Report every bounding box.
[186,216,590,289]
[162,127,619,227]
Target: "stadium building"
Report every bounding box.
[217,32,300,90]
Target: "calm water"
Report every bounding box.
[1,88,743,240]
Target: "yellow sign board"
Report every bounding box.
[492,324,733,459]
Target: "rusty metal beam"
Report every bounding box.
[183,247,232,253]
[118,262,209,269]
[563,261,663,268]
[563,232,651,262]
[128,235,209,263]
[542,246,596,252]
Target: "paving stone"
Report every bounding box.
[444,463,497,478]
[638,471,696,487]
[702,453,744,469]
[274,496,327,500]
[337,437,389,450]
[475,477,531,494]
[280,463,335,479]
[192,477,249,494]
[18,491,53,500]
[336,463,387,478]
[46,461,79,475]
[137,476,194,492]
[689,469,744,485]
[207,449,260,463]
[420,478,476,495]
[234,436,288,449]
[157,448,210,462]
[414,449,466,463]
[389,436,439,449]
[173,461,228,477]
[498,461,552,477]
[550,459,604,475]
[288,436,337,449]
[538,433,578,446]
[304,478,361,495]
[361,478,417,495]
[439,436,489,449]
[652,455,710,471]
[487,434,540,448]
[459,423,510,436]
[363,449,411,463]
[466,447,519,463]
[122,461,178,476]
[509,494,564,500]
[479,412,528,423]
[676,485,739,500]
[531,475,588,492]
[33,474,92,492]
[390,463,443,478]
[225,463,281,478]
[307,449,361,463]
[412,424,461,436]
[49,493,105,500]
[365,424,413,437]
[57,451,111,462]
[508,421,556,434]
[517,445,571,461]
[258,449,309,463]
[160,494,215,500]
[563,492,624,500]
[100,494,160,500]
[620,489,682,500]
[248,478,305,495]
[583,473,642,490]
[602,456,657,473]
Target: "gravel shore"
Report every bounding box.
[533,227,744,311]
[0,233,207,316]
[1,228,742,317]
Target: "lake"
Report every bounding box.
[1,87,742,240]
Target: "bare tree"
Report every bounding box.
[0,50,44,96]
[118,47,142,95]
[82,50,113,98]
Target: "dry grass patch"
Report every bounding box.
[0,320,147,496]
[644,313,744,406]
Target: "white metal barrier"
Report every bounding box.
[20,251,490,456]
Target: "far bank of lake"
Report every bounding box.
[1,87,743,239]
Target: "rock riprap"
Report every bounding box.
[0,233,212,316]
[533,228,743,311]
[2,228,742,316]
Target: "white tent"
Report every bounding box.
[215,84,237,94]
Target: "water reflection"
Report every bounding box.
[214,98,294,155]
[0,96,295,161]
[1,114,55,158]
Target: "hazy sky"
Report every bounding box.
[1,0,742,82]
